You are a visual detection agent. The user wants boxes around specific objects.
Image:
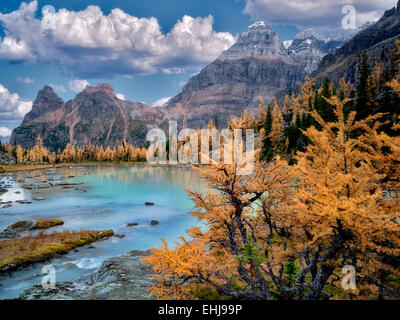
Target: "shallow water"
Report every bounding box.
[0,165,206,299]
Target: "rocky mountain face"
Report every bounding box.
[162,22,364,128]
[164,22,306,128]
[10,84,164,151]
[286,28,350,74]
[312,1,400,84]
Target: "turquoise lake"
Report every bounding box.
[0,165,206,299]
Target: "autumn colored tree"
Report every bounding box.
[229,109,256,131]
[269,100,285,149]
[15,145,24,164]
[144,93,400,300]
[257,98,267,130]
[25,137,50,163]
[144,159,295,300]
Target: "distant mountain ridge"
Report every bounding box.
[312,0,400,84]
[10,84,164,151]
[286,28,354,74]
[163,22,306,128]
[10,4,400,150]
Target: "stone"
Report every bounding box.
[0,219,38,239]
[127,223,138,227]
[0,151,16,165]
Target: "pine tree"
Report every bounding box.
[355,53,376,119]
[261,105,273,160]
[314,77,335,122]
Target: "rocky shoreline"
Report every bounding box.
[19,250,155,300]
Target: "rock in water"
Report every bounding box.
[127,222,138,227]
[0,220,38,239]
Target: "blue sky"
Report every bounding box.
[0,0,397,136]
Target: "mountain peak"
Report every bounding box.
[37,85,63,102]
[41,85,57,95]
[295,28,321,41]
[18,85,64,127]
[81,83,115,98]
[220,21,287,59]
[247,21,272,31]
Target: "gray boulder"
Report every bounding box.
[0,151,16,165]
[0,219,38,239]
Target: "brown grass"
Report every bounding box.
[0,164,63,172]
[0,162,149,173]
[0,229,114,273]
[34,218,64,229]
[10,219,64,230]
[10,220,30,229]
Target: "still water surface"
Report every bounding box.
[0,165,206,299]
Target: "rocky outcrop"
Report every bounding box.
[0,151,15,164]
[0,220,38,239]
[10,84,164,152]
[312,1,400,85]
[286,28,350,74]
[10,86,65,149]
[19,250,155,300]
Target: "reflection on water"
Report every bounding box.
[0,164,206,299]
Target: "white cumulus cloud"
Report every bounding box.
[49,83,67,93]
[0,83,32,121]
[152,97,171,107]
[68,80,89,93]
[0,1,236,78]
[17,76,34,84]
[0,127,12,137]
[243,0,398,31]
